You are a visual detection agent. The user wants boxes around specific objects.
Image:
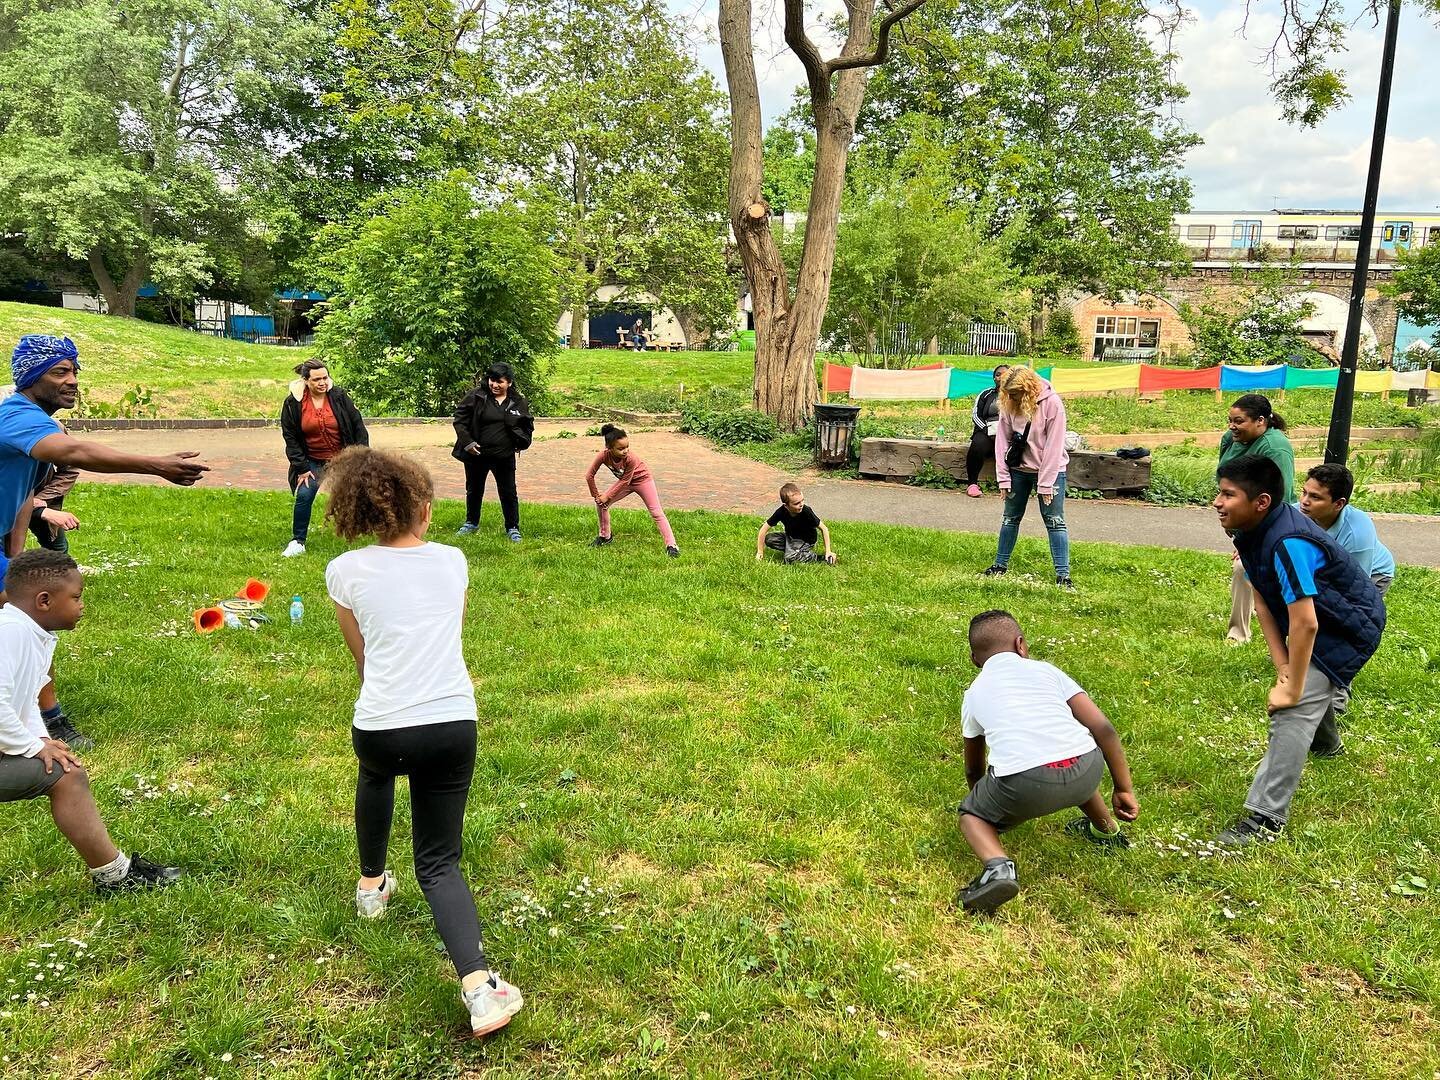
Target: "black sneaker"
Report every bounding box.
[96,855,182,893]
[665,546,680,559]
[1056,575,1075,590]
[589,536,612,548]
[46,714,94,752]
[1215,813,1284,849]
[1064,815,1130,848]
[958,859,1019,914]
[1310,741,1345,759]
[981,564,1008,577]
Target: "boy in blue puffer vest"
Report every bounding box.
[1213,456,1385,847]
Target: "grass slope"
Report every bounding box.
[0,302,309,418]
[1,487,1437,1078]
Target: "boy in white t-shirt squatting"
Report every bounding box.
[957,609,1139,914]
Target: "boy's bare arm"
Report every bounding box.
[963,736,987,789]
[1067,693,1139,821]
[818,521,835,561]
[755,522,770,558]
[1270,597,1318,712]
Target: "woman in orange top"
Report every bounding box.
[279,361,369,557]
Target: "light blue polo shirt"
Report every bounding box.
[0,392,62,583]
[1327,504,1396,580]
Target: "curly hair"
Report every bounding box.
[323,446,433,541]
[999,366,1044,419]
[4,549,80,597]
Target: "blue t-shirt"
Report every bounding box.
[1272,536,1326,605]
[1326,504,1395,581]
[0,393,62,583]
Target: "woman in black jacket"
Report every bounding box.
[279,360,369,557]
[965,364,1011,498]
[451,362,535,541]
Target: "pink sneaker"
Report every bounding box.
[966,484,982,498]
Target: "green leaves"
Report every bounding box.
[311,177,561,415]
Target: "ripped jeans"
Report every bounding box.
[994,470,1070,577]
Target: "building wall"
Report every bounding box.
[557,286,686,346]
[1069,293,1193,359]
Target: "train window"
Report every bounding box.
[1186,224,1216,240]
[1277,226,1319,240]
[1325,225,1363,241]
[1398,224,1412,242]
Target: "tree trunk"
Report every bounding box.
[672,308,707,349]
[569,281,588,349]
[718,0,893,432]
[88,248,146,317]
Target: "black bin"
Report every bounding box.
[814,403,862,467]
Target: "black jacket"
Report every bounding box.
[451,386,534,460]
[1233,501,1385,689]
[280,382,369,489]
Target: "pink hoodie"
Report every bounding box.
[995,381,1069,496]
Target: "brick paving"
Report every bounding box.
[72,422,1440,567]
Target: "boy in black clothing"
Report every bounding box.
[756,483,836,565]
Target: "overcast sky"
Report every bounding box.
[670,0,1440,213]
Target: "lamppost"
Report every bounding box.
[1325,0,1402,465]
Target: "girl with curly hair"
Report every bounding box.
[322,446,523,1037]
[983,366,1074,588]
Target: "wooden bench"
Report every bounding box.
[858,437,1151,494]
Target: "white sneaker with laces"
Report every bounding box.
[355,870,395,919]
[462,973,524,1036]
[282,540,306,558]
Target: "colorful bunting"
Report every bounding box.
[1219,364,1287,391]
[1049,366,1141,393]
[1138,364,1221,391]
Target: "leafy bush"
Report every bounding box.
[310,178,561,416]
[74,385,157,419]
[907,460,959,489]
[680,402,780,444]
[1033,308,1083,359]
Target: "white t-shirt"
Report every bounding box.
[960,652,1097,776]
[325,543,478,731]
[0,604,58,757]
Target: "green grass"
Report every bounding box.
[2,486,1439,1077]
[0,301,312,418]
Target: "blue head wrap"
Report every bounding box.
[12,335,80,391]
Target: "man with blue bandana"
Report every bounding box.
[2,334,209,748]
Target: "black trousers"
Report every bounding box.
[966,428,996,485]
[463,453,519,530]
[29,500,69,554]
[352,720,487,979]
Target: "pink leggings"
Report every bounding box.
[599,478,675,547]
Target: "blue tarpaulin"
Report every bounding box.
[1219,364,1286,391]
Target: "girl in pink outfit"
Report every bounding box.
[585,424,679,557]
[983,367,1072,588]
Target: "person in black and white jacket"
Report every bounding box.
[965,364,1010,498]
[450,362,535,541]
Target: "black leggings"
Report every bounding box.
[352,720,486,979]
[463,453,519,529]
[966,428,996,484]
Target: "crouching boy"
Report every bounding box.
[0,550,181,890]
[756,482,835,565]
[957,609,1138,914]
[1213,457,1384,846]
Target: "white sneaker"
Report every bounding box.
[282,540,306,558]
[462,973,524,1036]
[355,870,395,919]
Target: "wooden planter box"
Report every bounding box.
[858,437,1151,494]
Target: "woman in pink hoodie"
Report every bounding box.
[983,367,1072,588]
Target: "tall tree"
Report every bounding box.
[860,0,1196,308]
[1385,241,1440,349]
[487,0,735,348]
[0,0,316,315]
[718,0,928,431]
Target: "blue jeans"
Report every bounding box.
[995,470,1070,576]
[291,458,326,543]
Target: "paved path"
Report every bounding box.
[75,422,1440,567]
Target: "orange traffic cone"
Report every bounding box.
[236,579,269,603]
[194,607,224,633]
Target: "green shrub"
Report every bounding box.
[680,402,780,443]
[907,460,959,489]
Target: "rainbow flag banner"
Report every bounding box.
[824,360,1434,402]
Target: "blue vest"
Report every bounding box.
[1233,502,1385,688]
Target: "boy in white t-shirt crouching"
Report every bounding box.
[957,609,1139,914]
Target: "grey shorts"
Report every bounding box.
[961,748,1104,831]
[1372,573,1392,598]
[0,752,65,803]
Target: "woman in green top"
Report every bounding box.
[1217,393,1295,643]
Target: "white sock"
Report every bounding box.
[90,851,131,885]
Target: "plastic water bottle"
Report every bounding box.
[223,608,241,629]
[289,595,304,625]
[936,426,945,442]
